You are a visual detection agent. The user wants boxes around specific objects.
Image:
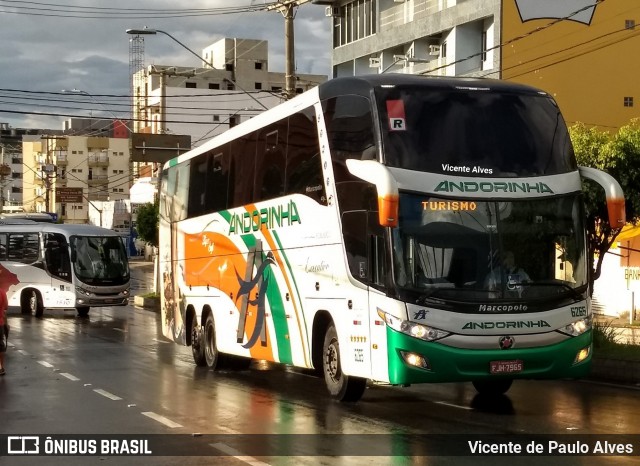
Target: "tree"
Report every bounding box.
[135,200,159,247]
[570,119,640,289]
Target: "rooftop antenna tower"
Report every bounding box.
[128,34,146,133]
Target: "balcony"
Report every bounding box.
[88,174,108,186]
[55,152,68,166]
[88,153,109,167]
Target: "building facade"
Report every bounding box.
[320,0,638,129]
[22,135,131,226]
[132,37,328,149]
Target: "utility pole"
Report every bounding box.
[266,0,310,100]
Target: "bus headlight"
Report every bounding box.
[377,309,449,342]
[76,287,91,296]
[559,315,592,337]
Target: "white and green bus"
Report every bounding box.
[0,222,130,317]
[159,75,624,401]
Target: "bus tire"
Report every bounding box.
[203,313,224,370]
[322,323,367,402]
[22,290,42,317]
[77,307,90,317]
[191,318,207,367]
[472,379,513,396]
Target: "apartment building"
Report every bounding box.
[22,135,130,227]
[317,0,639,129]
[132,37,328,148]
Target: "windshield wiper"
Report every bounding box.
[519,281,586,300]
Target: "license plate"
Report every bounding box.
[490,360,523,374]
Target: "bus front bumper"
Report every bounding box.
[386,329,592,385]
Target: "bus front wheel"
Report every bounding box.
[191,318,207,367]
[472,379,513,396]
[322,323,367,402]
[21,290,43,317]
[77,307,90,317]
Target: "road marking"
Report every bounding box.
[38,361,54,368]
[113,328,127,333]
[93,389,122,401]
[60,373,80,381]
[141,412,183,428]
[17,349,29,356]
[435,401,473,410]
[216,425,242,434]
[210,443,271,466]
[153,338,171,344]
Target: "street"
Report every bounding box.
[0,262,638,465]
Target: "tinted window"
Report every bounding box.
[375,86,576,177]
[255,122,287,201]
[230,134,257,207]
[208,146,232,212]
[286,108,326,204]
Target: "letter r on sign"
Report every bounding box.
[390,118,406,130]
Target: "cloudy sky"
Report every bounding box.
[0,1,331,130]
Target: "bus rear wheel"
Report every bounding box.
[472,379,513,396]
[21,290,43,317]
[77,307,90,317]
[322,323,367,402]
[191,318,207,367]
[203,313,224,370]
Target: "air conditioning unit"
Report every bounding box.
[325,6,341,17]
[429,45,441,56]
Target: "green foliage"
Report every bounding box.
[592,319,620,348]
[135,200,159,247]
[569,119,640,285]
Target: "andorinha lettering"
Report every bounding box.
[462,320,550,330]
[422,200,477,211]
[442,164,493,175]
[229,201,301,235]
[435,180,554,194]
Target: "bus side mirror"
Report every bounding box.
[346,159,399,227]
[578,166,626,227]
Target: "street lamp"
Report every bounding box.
[61,89,133,134]
[125,28,268,110]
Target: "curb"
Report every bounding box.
[133,295,160,311]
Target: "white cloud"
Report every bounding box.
[0,1,332,129]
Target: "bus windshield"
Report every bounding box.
[375,85,576,177]
[392,193,587,306]
[71,235,130,285]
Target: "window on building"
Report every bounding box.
[624,97,634,107]
[481,31,487,62]
[442,42,447,58]
[272,86,282,92]
[229,116,238,128]
[227,84,235,91]
[11,187,21,193]
[225,63,234,72]
[334,0,377,48]
[11,172,21,179]
[255,62,263,70]
[113,170,118,174]
[625,19,635,29]
[255,82,263,90]
[185,82,197,89]
[209,83,220,90]
[213,115,220,122]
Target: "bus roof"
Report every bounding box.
[316,74,549,101]
[0,222,123,237]
[162,74,551,171]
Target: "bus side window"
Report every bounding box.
[188,155,209,217]
[368,212,387,289]
[255,120,287,201]
[342,211,368,281]
[286,108,326,204]
[207,146,232,212]
[231,133,257,207]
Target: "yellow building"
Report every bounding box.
[502,0,640,130]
